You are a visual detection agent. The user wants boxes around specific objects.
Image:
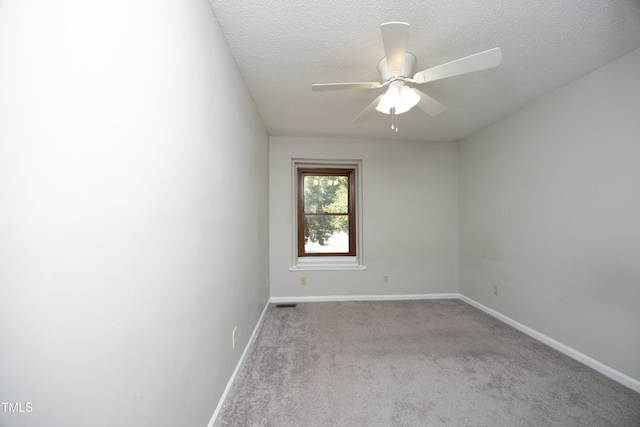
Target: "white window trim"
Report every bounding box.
[289,159,366,271]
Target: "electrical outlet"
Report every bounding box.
[232,327,238,348]
[383,275,389,284]
[493,285,499,296]
[267,278,270,289]
[301,276,307,285]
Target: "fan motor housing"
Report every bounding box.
[378,53,416,81]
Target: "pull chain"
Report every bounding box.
[390,107,398,132]
[394,109,398,132]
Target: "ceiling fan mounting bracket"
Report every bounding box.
[378,53,416,81]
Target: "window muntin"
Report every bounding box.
[297,168,356,257]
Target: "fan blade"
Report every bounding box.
[354,95,384,122]
[312,82,382,91]
[413,47,502,84]
[414,89,447,116]
[380,22,410,77]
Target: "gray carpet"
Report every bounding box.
[215,300,640,426]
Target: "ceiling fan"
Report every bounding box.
[311,22,502,131]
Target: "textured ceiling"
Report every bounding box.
[208,0,640,141]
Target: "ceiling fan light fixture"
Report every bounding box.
[376,85,420,115]
[395,86,420,114]
[375,86,400,114]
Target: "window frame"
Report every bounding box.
[297,167,356,257]
[290,160,365,271]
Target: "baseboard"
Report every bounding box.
[270,293,460,303]
[207,300,270,427]
[459,294,640,394]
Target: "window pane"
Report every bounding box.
[304,176,348,214]
[304,215,349,253]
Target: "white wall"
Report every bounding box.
[0,1,269,426]
[270,136,458,298]
[459,48,640,381]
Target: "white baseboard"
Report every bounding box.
[207,300,270,427]
[270,293,460,303]
[459,294,640,393]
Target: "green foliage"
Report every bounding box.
[303,176,348,246]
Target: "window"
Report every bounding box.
[297,168,356,257]
[291,160,365,271]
